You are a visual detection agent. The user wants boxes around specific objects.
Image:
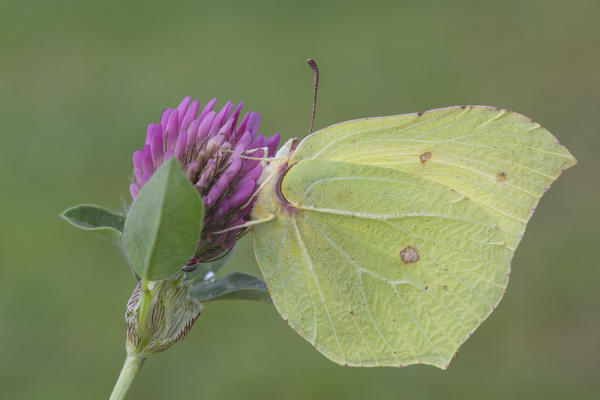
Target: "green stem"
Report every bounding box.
[109,354,146,400]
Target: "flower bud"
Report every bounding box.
[125,274,203,356]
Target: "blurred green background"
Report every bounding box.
[1,0,598,399]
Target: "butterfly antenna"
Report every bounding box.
[307,58,319,136]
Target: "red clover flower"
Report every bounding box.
[130,97,280,263]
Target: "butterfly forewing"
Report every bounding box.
[290,106,576,252]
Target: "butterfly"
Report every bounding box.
[250,62,576,369]
[61,61,577,371]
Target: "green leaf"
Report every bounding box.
[61,204,125,238]
[122,157,204,281]
[189,272,272,304]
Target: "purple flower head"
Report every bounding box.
[130,97,280,263]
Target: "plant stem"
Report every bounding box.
[109,354,146,400]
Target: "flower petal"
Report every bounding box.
[181,100,200,131]
[177,96,191,118]
[174,132,188,160]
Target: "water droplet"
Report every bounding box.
[203,271,215,281]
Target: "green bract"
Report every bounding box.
[251,106,576,369]
[122,157,205,281]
